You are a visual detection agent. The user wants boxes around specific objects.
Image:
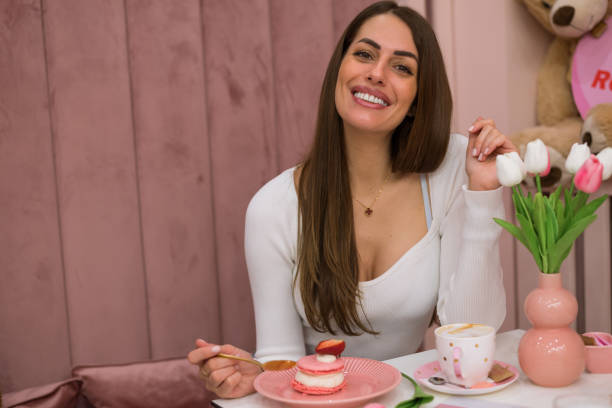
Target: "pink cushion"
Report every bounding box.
[72,357,212,408]
[3,378,80,408]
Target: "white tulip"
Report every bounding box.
[565,142,591,174]
[597,147,612,180]
[496,152,526,187]
[507,151,527,178]
[524,139,550,175]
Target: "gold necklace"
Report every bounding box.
[354,172,391,216]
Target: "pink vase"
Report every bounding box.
[518,272,585,387]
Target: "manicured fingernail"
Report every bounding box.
[478,153,483,161]
[472,148,478,157]
[468,126,475,132]
[484,147,489,155]
[212,345,220,353]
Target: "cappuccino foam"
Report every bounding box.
[438,324,493,338]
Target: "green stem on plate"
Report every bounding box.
[395,373,434,408]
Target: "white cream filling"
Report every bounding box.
[295,371,344,388]
[353,92,388,106]
[316,354,336,363]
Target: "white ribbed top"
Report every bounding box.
[245,134,506,362]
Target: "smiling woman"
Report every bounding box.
[188,0,517,400]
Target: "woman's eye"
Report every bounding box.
[541,1,551,9]
[395,65,413,75]
[353,50,373,60]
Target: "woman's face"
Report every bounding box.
[335,13,419,136]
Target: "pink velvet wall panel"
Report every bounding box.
[42,0,150,365]
[124,0,221,359]
[0,0,71,392]
[269,0,335,170]
[201,0,278,351]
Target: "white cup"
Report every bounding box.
[434,323,495,388]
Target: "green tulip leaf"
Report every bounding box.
[494,218,528,248]
[544,199,558,243]
[512,191,524,219]
[533,194,548,263]
[514,213,543,270]
[549,214,597,273]
[550,185,563,207]
[573,191,589,215]
[574,195,607,222]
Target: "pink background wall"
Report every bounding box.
[1,0,610,395]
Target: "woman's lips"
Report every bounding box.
[350,86,391,109]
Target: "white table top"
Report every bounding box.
[212,329,612,408]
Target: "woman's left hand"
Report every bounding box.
[466,118,518,191]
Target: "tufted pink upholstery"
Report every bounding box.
[0,0,374,397]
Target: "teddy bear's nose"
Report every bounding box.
[552,6,575,26]
[582,131,592,146]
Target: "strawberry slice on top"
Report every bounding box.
[315,339,346,356]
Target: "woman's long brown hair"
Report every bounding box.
[297,1,452,335]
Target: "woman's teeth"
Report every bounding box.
[353,92,388,106]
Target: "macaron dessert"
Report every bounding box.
[291,339,347,395]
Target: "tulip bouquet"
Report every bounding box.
[494,139,612,274]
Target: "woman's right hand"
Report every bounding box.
[187,339,260,399]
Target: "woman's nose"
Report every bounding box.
[367,63,385,85]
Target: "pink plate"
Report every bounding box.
[413,360,519,396]
[254,357,401,408]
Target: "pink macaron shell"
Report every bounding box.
[291,378,347,395]
[296,354,345,374]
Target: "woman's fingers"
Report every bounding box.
[471,125,494,160]
[216,371,243,396]
[208,366,238,389]
[204,354,236,374]
[195,338,209,348]
[187,343,220,365]
[478,127,504,160]
[479,129,516,159]
[468,118,516,160]
[468,117,494,136]
[468,119,494,156]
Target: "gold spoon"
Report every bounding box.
[217,353,296,371]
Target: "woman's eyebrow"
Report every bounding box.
[356,37,418,62]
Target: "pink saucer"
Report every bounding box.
[413,360,519,396]
[253,357,401,408]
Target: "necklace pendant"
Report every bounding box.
[364,208,373,216]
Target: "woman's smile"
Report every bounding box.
[351,85,390,109]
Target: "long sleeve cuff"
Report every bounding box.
[461,185,505,241]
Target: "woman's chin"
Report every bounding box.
[343,118,396,135]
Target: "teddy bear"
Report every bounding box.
[512,0,611,188]
[581,103,612,153]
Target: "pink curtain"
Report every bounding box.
[0,0,375,393]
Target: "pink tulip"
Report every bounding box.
[574,155,603,193]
